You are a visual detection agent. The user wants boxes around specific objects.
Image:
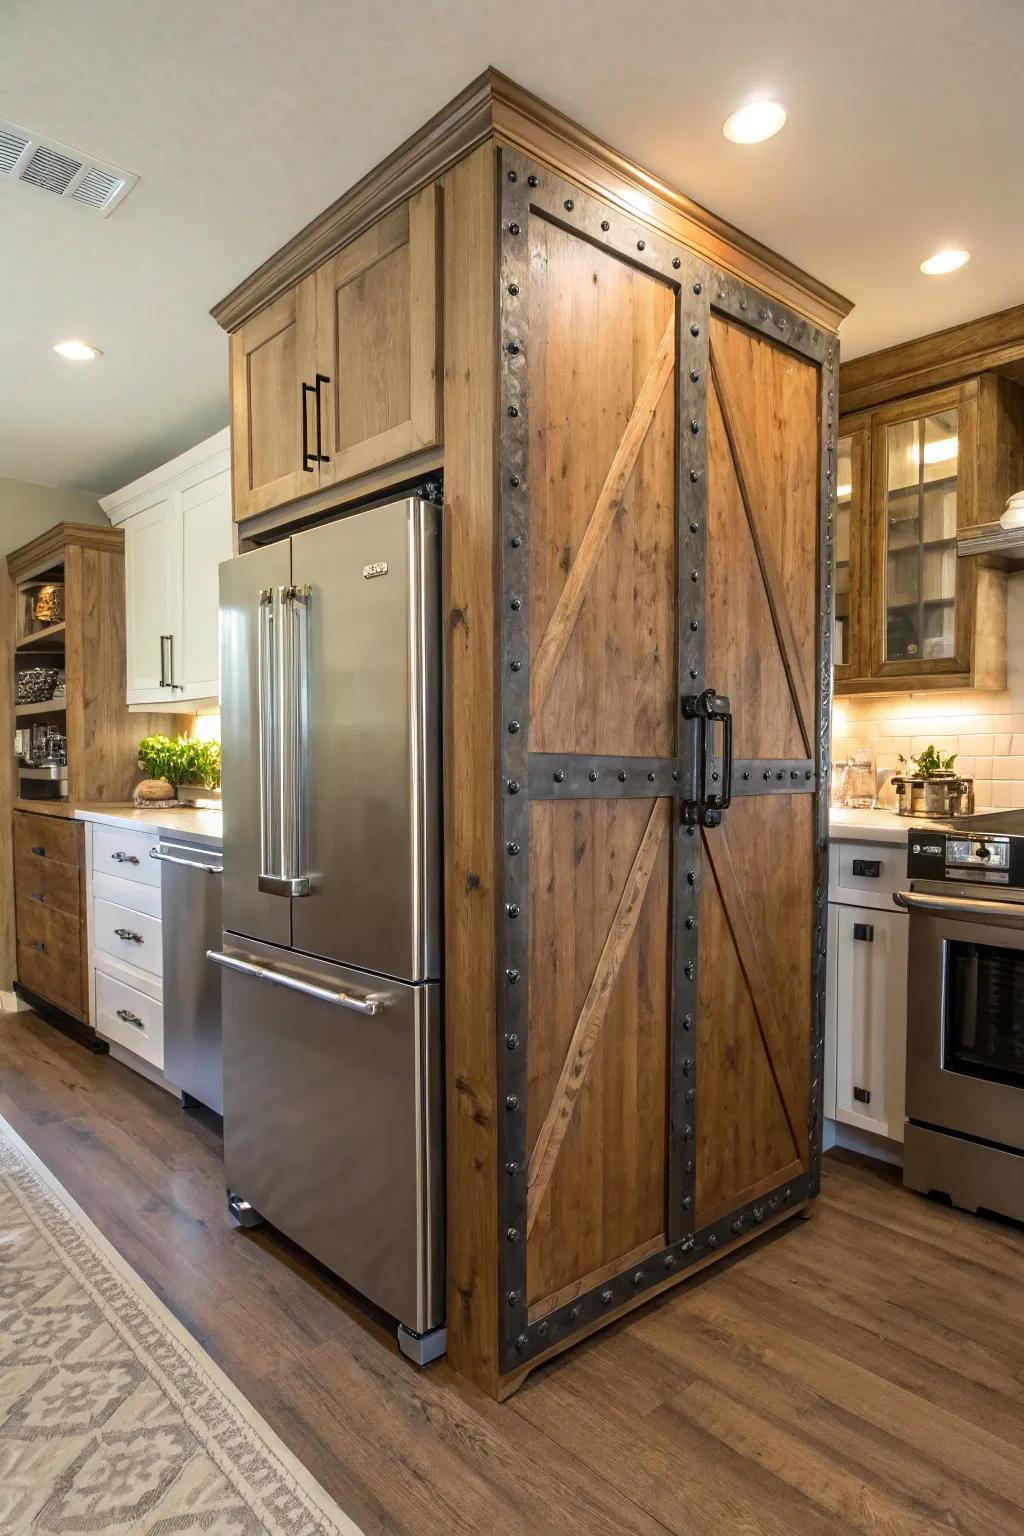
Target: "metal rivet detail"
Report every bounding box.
[732,1217,744,1234]
[689,521,700,533]
[633,1270,644,1286]
[685,916,695,929]
[508,720,521,734]
[505,1095,518,1111]
[683,1013,693,1029]
[506,841,520,855]
[707,1233,719,1248]
[690,419,700,435]
[510,596,521,610]
[506,968,520,984]
[570,1303,582,1320]
[672,770,679,782]
[790,769,799,779]
[527,174,538,187]
[507,339,521,355]
[618,769,627,782]
[515,1333,528,1351]
[682,1123,693,1141]
[777,771,785,781]
[564,198,574,211]
[690,570,699,582]
[508,1290,520,1307]
[507,405,519,418]
[505,1160,517,1174]
[637,239,646,251]
[601,1288,613,1305]
[689,619,698,632]
[600,219,610,232]
[509,659,521,672]
[687,871,695,886]
[685,1158,694,1174]
[507,780,520,795]
[763,770,772,781]
[589,770,598,782]
[509,222,521,235]
[689,369,699,383]
[665,1252,676,1267]
[554,769,565,783]
[682,1194,692,1209]
[759,307,768,321]
[694,282,702,295]
[690,323,700,337]
[507,170,518,182]
[505,1033,519,1049]
[743,770,750,780]
[507,903,520,918]
[672,257,681,269]
[648,771,655,782]
[689,470,700,484]
[684,961,694,980]
[689,668,698,680]
[508,282,520,296]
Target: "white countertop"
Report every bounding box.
[73,803,223,848]
[829,806,951,845]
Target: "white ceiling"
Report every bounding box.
[1,0,1021,494]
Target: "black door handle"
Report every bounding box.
[313,373,330,463]
[852,859,881,878]
[681,689,733,828]
[853,923,874,942]
[301,381,317,472]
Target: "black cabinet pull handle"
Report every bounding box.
[313,373,330,463]
[301,381,317,472]
[32,940,45,952]
[113,927,143,944]
[31,845,45,857]
[159,634,172,688]
[111,852,140,865]
[116,1008,143,1028]
[853,1085,872,1104]
[852,859,881,878]
[853,922,874,942]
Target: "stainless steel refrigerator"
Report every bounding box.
[210,496,444,1363]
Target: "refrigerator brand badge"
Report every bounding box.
[363,561,388,580]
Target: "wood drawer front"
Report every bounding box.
[92,824,161,887]
[14,852,80,918]
[94,897,162,979]
[830,840,908,910]
[16,897,81,967]
[14,811,81,870]
[95,969,164,1069]
[17,941,82,1018]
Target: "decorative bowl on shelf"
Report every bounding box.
[16,666,61,703]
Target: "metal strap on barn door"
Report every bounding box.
[496,147,713,1372]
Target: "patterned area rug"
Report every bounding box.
[0,1114,364,1535]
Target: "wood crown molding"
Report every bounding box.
[840,302,1024,414]
[211,68,851,337]
[7,522,123,582]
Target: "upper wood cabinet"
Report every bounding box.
[316,185,441,489]
[228,187,441,524]
[101,430,234,708]
[230,276,319,521]
[837,375,1024,694]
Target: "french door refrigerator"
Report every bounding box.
[211,496,445,1363]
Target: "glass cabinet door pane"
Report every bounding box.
[835,435,853,667]
[884,406,958,663]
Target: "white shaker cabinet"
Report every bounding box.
[825,836,909,1145]
[102,428,233,710]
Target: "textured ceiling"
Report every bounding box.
[1,0,1020,492]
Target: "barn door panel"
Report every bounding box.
[696,308,825,1226]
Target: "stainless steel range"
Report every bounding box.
[896,812,1024,1221]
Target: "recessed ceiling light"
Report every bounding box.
[53,339,101,361]
[722,101,787,144]
[920,249,970,276]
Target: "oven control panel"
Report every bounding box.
[907,831,1019,885]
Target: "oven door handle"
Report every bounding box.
[894,889,1024,928]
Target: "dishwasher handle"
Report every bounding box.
[206,949,382,1016]
[894,888,1024,929]
[150,845,223,875]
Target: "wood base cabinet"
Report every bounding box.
[214,74,846,1398]
[13,810,88,1023]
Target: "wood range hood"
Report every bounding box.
[213,69,849,1399]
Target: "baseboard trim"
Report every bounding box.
[825,1118,904,1167]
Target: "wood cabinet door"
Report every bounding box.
[315,185,441,489]
[124,494,182,704]
[834,414,870,689]
[696,309,824,1228]
[230,274,319,521]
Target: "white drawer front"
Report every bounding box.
[96,969,164,1068]
[93,870,161,920]
[93,824,161,888]
[94,897,162,978]
[830,840,908,910]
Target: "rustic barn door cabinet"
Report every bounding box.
[214,70,848,1398]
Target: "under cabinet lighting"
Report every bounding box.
[837,482,852,498]
[53,339,100,360]
[920,249,970,276]
[722,101,787,144]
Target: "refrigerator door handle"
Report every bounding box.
[256,587,281,894]
[259,582,312,898]
[206,949,382,1015]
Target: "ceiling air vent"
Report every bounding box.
[0,117,137,216]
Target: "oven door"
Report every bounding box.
[898,882,1024,1148]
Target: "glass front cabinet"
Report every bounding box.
[836,375,1024,694]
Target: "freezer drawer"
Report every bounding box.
[217,933,443,1335]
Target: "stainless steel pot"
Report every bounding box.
[891,773,974,818]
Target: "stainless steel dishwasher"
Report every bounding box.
[151,839,224,1114]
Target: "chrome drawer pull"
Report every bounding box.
[111,851,140,865]
[206,949,382,1016]
[113,927,143,944]
[115,1007,143,1028]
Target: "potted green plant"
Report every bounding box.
[137,734,221,804]
[892,744,972,818]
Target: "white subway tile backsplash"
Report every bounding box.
[993,734,1012,755]
[992,782,1013,807]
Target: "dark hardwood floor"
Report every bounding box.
[3,1009,1024,1535]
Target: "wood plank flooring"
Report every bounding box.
[3,1008,1024,1535]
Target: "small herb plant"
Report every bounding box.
[911,743,958,779]
[138,734,221,789]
